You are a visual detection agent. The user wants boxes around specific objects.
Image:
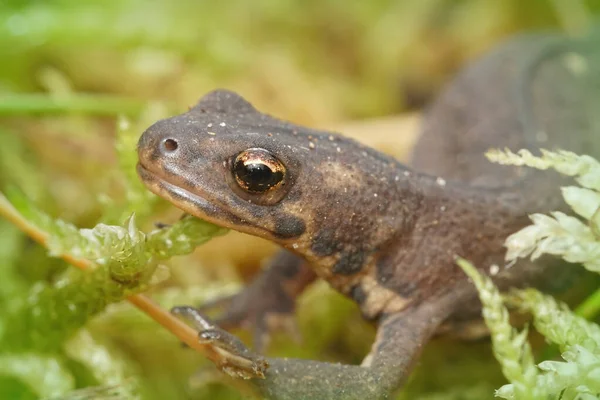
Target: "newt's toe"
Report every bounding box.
[171,305,269,379]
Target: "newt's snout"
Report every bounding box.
[137,119,180,170]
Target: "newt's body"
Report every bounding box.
[137,32,600,399]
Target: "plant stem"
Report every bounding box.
[0,193,218,359]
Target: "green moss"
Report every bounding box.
[457,149,600,399]
[1,1,599,399]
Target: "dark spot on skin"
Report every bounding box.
[273,215,306,239]
[311,229,338,256]
[349,284,367,305]
[332,250,365,275]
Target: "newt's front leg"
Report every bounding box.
[196,250,316,351]
[174,292,459,400]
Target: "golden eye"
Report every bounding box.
[233,148,286,193]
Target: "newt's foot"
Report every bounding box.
[196,277,301,353]
[171,306,269,380]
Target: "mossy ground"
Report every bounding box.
[0,1,599,399]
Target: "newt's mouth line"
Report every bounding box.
[136,161,209,201]
[136,162,261,233]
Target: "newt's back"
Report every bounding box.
[408,32,600,328]
[412,32,600,215]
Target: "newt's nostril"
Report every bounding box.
[163,138,178,152]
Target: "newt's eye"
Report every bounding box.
[233,148,285,193]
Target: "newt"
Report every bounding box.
[136,31,600,399]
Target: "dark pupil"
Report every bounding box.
[235,161,283,192]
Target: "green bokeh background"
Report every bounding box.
[1,1,599,399]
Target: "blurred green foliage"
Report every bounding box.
[1,1,600,399]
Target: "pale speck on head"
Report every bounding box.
[436,177,446,186]
[374,193,378,197]
[440,205,446,211]
[309,142,316,149]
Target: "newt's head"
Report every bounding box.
[137,90,405,268]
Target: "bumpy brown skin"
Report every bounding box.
[137,32,600,399]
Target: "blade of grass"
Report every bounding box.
[574,289,600,320]
[0,94,145,116]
